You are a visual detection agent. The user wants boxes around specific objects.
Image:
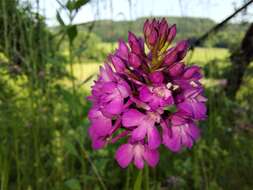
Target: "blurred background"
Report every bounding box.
[0,0,253,189]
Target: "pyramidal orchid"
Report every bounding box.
[87,18,207,169]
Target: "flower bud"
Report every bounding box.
[147,28,158,46]
[159,18,169,40]
[167,24,177,44]
[168,62,185,77]
[164,40,188,65]
[183,66,201,79]
[128,32,143,55]
[116,39,129,61]
[129,52,141,68]
[149,71,164,84]
[143,19,152,37]
[111,55,125,73]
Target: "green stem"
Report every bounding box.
[133,169,143,190]
[124,167,130,190]
[144,165,149,190]
[82,149,107,190]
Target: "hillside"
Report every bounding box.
[76,16,249,45]
[77,16,215,42]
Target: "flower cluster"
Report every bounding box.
[88,18,207,169]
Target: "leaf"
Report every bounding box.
[67,25,78,44]
[66,0,89,11]
[56,11,65,26]
[65,178,81,190]
[133,170,143,190]
[74,0,89,10]
[66,0,75,11]
[65,141,78,157]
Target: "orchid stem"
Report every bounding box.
[144,165,149,190]
[124,167,130,190]
[133,170,143,190]
[82,150,107,190]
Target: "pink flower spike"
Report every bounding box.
[88,18,207,169]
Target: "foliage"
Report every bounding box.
[204,25,246,49]
[0,0,66,86]
[63,31,109,62]
[76,17,249,49]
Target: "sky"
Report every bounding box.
[36,0,253,26]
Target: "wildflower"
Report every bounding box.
[87,18,207,169]
[115,142,159,169]
[122,109,161,149]
[139,85,174,110]
[162,112,200,152]
[88,107,112,149]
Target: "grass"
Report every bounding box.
[187,47,229,64]
[2,42,253,189]
[2,3,253,188]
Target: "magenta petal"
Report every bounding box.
[122,109,144,127]
[115,144,133,168]
[159,18,169,38]
[171,113,187,126]
[116,40,129,60]
[89,128,106,150]
[147,126,161,149]
[163,127,182,152]
[165,95,174,105]
[188,123,200,140]
[111,55,125,72]
[117,82,130,98]
[134,157,144,169]
[168,62,185,77]
[130,96,151,110]
[180,127,193,148]
[102,82,116,93]
[88,109,112,135]
[193,102,207,119]
[143,19,151,36]
[149,71,164,84]
[139,86,152,102]
[90,122,111,137]
[177,101,192,115]
[100,64,114,82]
[178,101,206,120]
[148,28,158,45]
[164,48,177,65]
[133,144,145,169]
[129,52,141,68]
[128,32,142,55]
[167,24,177,43]
[183,66,201,79]
[143,148,159,167]
[196,94,208,102]
[92,137,106,150]
[132,125,147,141]
[103,98,123,115]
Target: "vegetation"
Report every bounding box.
[1,1,253,190]
[75,17,249,49]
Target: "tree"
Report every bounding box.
[225,23,253,98]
